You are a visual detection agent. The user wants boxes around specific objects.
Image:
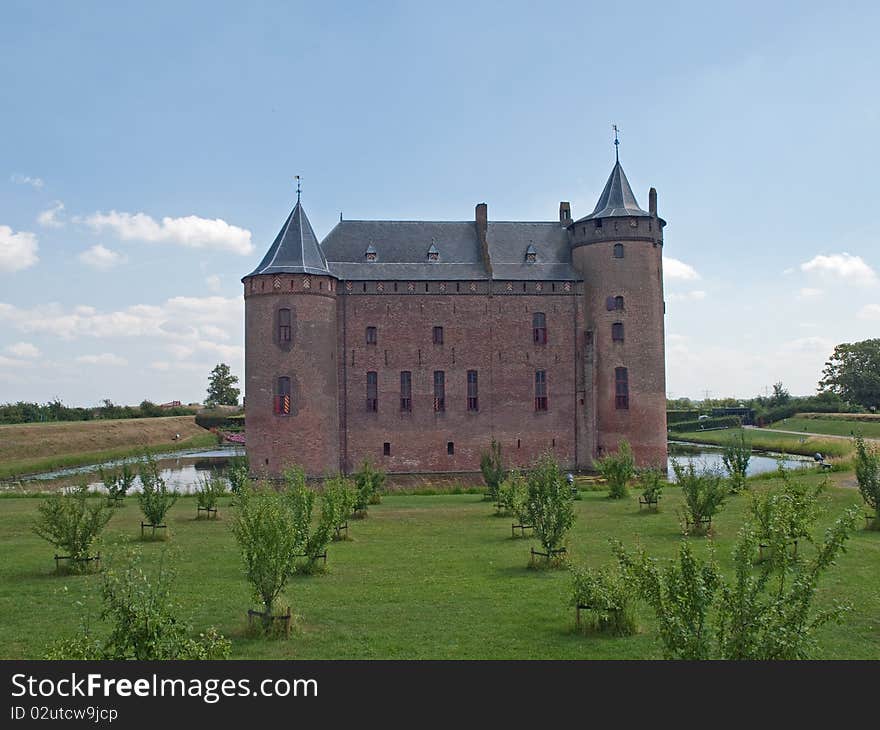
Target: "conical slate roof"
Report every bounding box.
[577,161,650,221]
[246,200,331,277]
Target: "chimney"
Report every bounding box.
[649,187,657,217]
[559,201,571,223]
[475,202,492,275]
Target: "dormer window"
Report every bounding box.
[427,242,439,262]
[525,244,537,264]
[365,243,377,262]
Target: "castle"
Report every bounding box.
[242,154,667,477]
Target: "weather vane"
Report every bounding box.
[612,124,620,162]
[295,175,302,202]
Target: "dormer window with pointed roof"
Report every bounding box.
[427,242,439,262]
[365,243,377,262]
[525,243,537,264]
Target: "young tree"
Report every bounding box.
[748,465,825,556]
[480,439,507,503]
[570,563,636,636]
[226,455,250,495]
[322,475,355,540]
[497,469,529,522]
[352,460,385,517]
[672,460,728,535]
[594,440,636,499]
[195,472,227,515]
[284,468,332,574]
[638,467,665,509]
[206,362,240,407]
[721,431,752,494]
[854,435,880,529]
[819,338,880,409]
[137,454,178,534]
[99,462,136,504]
[524,454,575,561]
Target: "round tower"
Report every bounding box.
[242,196,340,478]
[569,158,667,468]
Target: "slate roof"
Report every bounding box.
[574,161,649,221]
[245,200,330,277]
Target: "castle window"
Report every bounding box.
[596,219,603,229]
[612,322,624,342]
[447,441,454,455]
[525,244,537,263]
[615,367,629,410]
[273,376,291,415]
[366,371,378,412]
[433,326,444,345]
[366,326,377,345]
[400,371,412,412]
[533,312,547,345]
[278,308,291,343]
[535,370,548,411]
[365,243,377,262]
[433,370,445,412]
[383,442,391,456]
[427,242,440,262]
[613,243,624,258]
[467,370,479,412]
[615,295,624,311]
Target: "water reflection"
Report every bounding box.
[667,442,812,482]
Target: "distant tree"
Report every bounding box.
[770,382,791,407]
[819,339,880,409]
[206,363,240,407]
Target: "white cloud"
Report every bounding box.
[858,304,880,320]
[78,244,125,270]
[37,201,65,228]
[800,252,877,286]
[75,353,128,366]
[778,336,833,355]
[6,342,40,358]
[798,287,823,298]
[10,174,44,189]
[663,256,700,281]
[80,210,254,255]
[667,290,706,302]
[0,225,39,272]
[205,274,221,292]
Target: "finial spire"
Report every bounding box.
[295,175,302,203]
[612,124,620,162]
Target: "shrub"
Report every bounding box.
[638,467,665,508]
[137,454,178,531]
[33,482,113,572]
[195,472,227,513]
[497,469,528,522]
[854,435,880,529]
[524,454,575,560]
[594,440,635,499]
[672,460,727,535]
[284,470,331,574]
[352,460,385,517]
[721,431,752,493]
[480,439,507,503]
[226,456,250,495]
[322,475,355,540]
[99,462,136,503]
[44,548,230,659]
[232,483,304,627]
[570,563,636,636]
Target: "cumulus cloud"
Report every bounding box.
[74,353,128,366]
[798,287,823,299]
[6,342,40,358]
[10,174,44,189]
[663,256,700,281]
[858,304,880,320]
[0,225,39,272]
[37,201,65,228]
[78,244,125,270]
[80,210,254,255]
[800,253,877,286]
[205,274,221,292]
[667,290,706,302]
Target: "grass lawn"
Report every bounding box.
[768,417,880,440]
[675,427,853,458]
[2,471,878,660]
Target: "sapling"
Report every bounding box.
[638,467,665,510]
[854,435,880,529]
[195,472,227,516]
[480,439,507,503]
[322,474,355,540]
[570,562,636,636]
[524,454,575,565]
[137,454,178,537]
[721,431,752,494]
[352,460,384,517]
[594,440,635,499]
[672,459,727,535]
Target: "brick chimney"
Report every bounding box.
[649,188,657,217]
[475,203,491,275]
[559,201,571,223]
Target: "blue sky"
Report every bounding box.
[1,1,878,405]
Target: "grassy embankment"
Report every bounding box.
[673,427,853,458]
[0,470,876,660]
[0,416,216,481]
[767,416,880,439]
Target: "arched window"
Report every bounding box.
[613,243,624,259]
[274,376,291,415]
[278,308,291,343]
[612,322,624,342]
[533,312,547,345]
[615,367,629,410]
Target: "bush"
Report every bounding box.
[854,435,880,529]
[137,454,178,532]
[594,440,636,499]
[638,467,665,508]
[99,462,136,503]
[524,455,575,560]
[32,482,113,572]
[570,563,636,636]
[496,469,529,522]
[45,548,230,659]
[668,416,741,433]
[322,475,355,540]
[721,431,752,494]
[480,440,507,503]
[284,469,331,574]
[226,455,250,495]
[232,482,304,628]
[672,460,727,535]
[195,472,227,513]
[352,460,385,517]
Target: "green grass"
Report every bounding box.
[1,474,877,659]
[675,428,853,458]
[0,432,218,482]
[768,417,880,440]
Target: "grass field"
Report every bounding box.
[1,473,877,660]
[0,416,215,480]
[768,417,880,439]
[675,427,853,458]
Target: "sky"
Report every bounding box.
[1,0,878,406]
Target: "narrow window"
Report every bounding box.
[614,295,624,311]
[595,219,603,229]
[433,371,445,412]
[533,312,547,345]
[615,367,629,410]
[432,326,444,345]
[400,371,412,412]
[613,243,624,258]
[366,326,377,345]
[612,322,624,342]
[467,370,479,412]
[278,308,291,343]
[366,371,378,412]
[383,442,391,456]
[535,370,548,411]
[274,376,291,415]
[447,441,454,455]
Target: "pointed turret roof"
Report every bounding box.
[576,161,650,221]
[245,200,331,277]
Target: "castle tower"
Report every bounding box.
[242,194,340,477]
[569,157,667,467]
